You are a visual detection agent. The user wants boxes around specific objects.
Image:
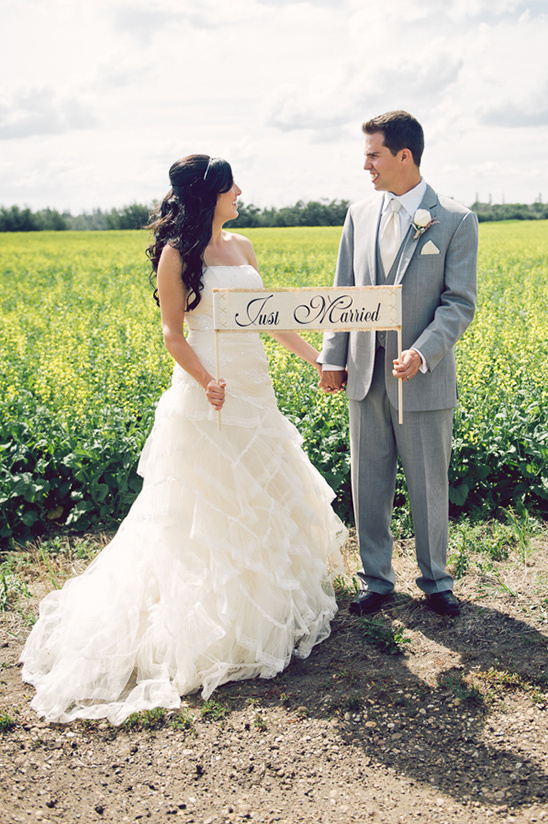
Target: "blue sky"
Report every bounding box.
[1,0,547,213]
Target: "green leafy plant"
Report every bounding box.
[123,707,166,730]
[253,712,267,732]
[343,694,363,713]
[442,674,492,711]
[359,617,411,655]
[0,710,16,732]
[0,562,30,611]
[170,708,196,733]
[199,698,230,722]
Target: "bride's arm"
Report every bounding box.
[235,241,322,373]
[268,332,321,375]
[157,245,225,410]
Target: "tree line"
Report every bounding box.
[470,201,548,222]
[1,198,547,232]
[0,203,151,232]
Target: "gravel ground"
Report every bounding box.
[1,528,548,824]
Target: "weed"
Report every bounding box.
[506,507,534,563]
[37,544,62,591]
[478,667,548,705]
[123,707,166,730]
[442,674,491,710]
[0,563,31,611]
[391,483,414,539]
[343,694,363,713]
[200,698,230,722]
[0,710,16,732]
[333,575,360,598]
[38,536,65,556]
[253,712,267,732]
[334,667,361,686]
[449,522,474,579]
[454,543,469,579]
[80,719,100,731]
[359,617,411,655]
[170,708,196,733]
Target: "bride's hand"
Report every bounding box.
[206,379,226,410]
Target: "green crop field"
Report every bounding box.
[1,222,547,545]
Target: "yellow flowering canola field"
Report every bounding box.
[1,223,547,543]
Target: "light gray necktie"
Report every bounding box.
[380,199,402,274]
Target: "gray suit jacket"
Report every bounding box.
[319,184,478,412]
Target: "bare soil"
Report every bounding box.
[1,529,548,824]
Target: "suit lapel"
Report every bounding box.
[394,185,439,285]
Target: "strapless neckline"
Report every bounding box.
[204,264,253,269]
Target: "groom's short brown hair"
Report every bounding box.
[363,111,424,168]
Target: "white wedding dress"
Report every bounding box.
[21,265,347,725]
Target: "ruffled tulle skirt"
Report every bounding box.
[21,329,347,725]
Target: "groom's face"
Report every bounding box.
[363,131,404,195]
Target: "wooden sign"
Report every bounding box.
[212,285,403,425]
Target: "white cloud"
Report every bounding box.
[0,88,97,140]
[0,0,547,211]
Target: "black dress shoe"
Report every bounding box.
[349,590,390,616]
[426,590,461,616]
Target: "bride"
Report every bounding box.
[20,154,347,725]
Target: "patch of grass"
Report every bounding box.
[359,617,411,655]
[37,543,63,590]
[442,674,493,712]
[478,667,548,704]
[80,719,101,731]
[0,562,31,612]
[253,712,267,732]
[448,516,540,574]
[0,710,16,732]
[343,694,363,713]
[476,571,518,599]
[199,698,230,722]
[170,708,196,734]
[123,707,166,730]
[506,507,535,563]
[333,667,362,686]
[333,575,360,598]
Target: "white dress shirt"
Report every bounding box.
[379,178,427,245]
[322,178,429,373]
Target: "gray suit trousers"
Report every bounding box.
[349,349,454,595]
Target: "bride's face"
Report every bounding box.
[215,182,241,223]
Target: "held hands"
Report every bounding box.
[319,370,348,393]
[206,378,226,410]
[392,349,421,382]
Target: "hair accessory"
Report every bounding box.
[203,157,217,181]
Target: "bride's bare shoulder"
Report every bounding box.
[226,231,257,265]
[159,244,182,264]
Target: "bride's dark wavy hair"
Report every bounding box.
[146,154,233,309]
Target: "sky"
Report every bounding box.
[1,0,547,214]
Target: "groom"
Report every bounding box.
[319,111,478,617]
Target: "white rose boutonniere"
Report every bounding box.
[411,209,439,241]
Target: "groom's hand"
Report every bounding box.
[319,370,347,393]
[392,349,421,382]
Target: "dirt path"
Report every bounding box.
[1,530,548,824]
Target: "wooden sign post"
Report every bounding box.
[212,285,403,426]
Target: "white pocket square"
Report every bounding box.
[421,240,440,255]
